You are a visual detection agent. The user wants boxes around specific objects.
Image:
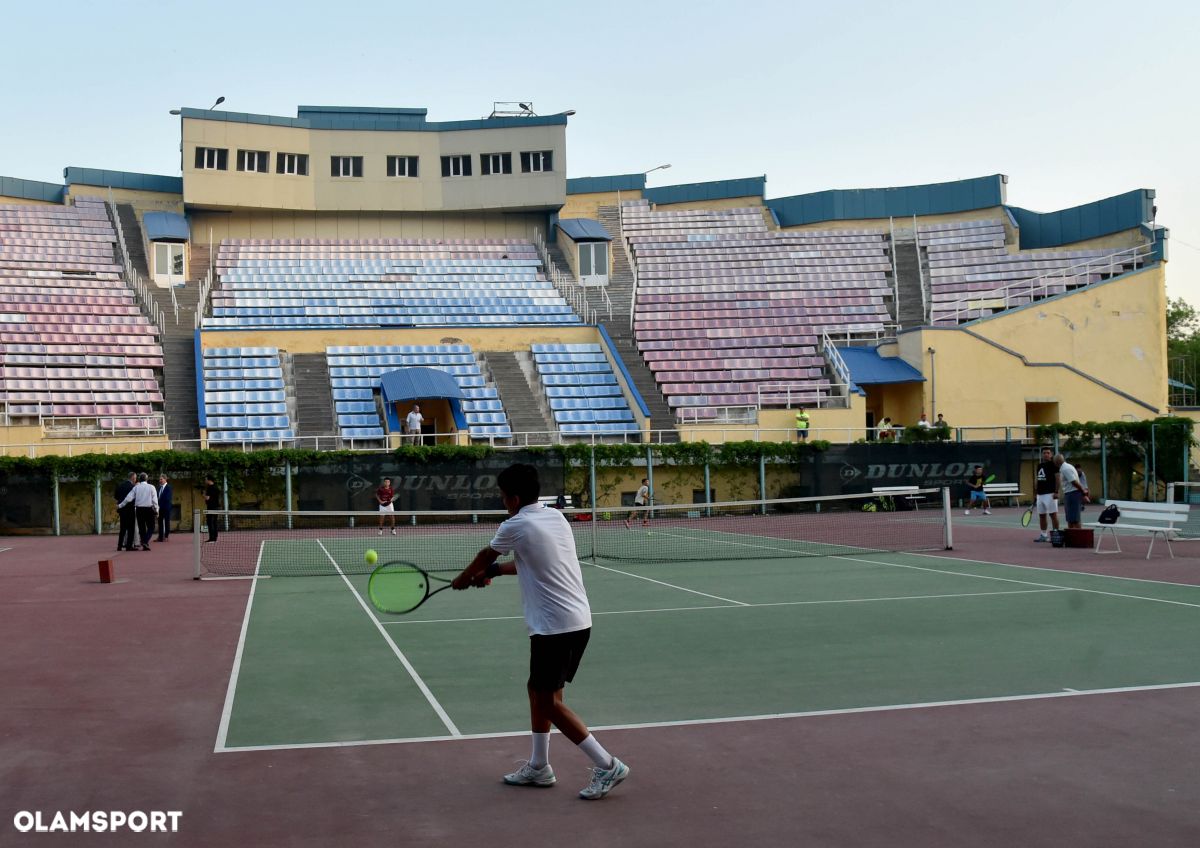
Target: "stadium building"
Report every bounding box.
[0,103,1171,453]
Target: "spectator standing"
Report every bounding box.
[406,404,425,444]
[1033,446,1061,543]
[157,475,173,542]
[917,412,932,429]
[204,475,220,543]
[377,476,397,535]
[1055,453,1090,529]
[119,472,159,551]
[114,472,137,551]
[795,409,810,441]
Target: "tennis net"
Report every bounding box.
[194,489,951,578]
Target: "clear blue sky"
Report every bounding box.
[3,0,1197,301]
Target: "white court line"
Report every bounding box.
[585,559,749,606]
[213,540,265,753]
[314,539,461,737]
[214,679,1200,753]
[0,546,13,554]
[904,550,1200,590]
[649,528,1200,612]
[379,588,1067,625]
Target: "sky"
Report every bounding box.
[3,0,1197,301]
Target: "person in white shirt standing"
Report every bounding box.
[452,463,629,800]
[625,478,651,529]
[1055,453,1090,529]
[118,472,160,551]
[405,404,424,444]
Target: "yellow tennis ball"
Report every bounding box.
[365,549,378,565]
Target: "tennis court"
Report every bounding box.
[212,497,1200,753]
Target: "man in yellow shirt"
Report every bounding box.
[795,409,810,441]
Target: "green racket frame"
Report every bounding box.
[367,560,454,614]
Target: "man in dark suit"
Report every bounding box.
[114,472,137,551]
[204,475,220,543]
[157,475,173,542]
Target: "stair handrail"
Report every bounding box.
[889,216,900,313]
[914,214,928,323]
[616,203,639,333]
[168,281,180,325]
[104,192,163,333]
[938,241,1153,325]
[533,230,592,324]
[821,330,854,394]
[194,268,214,329]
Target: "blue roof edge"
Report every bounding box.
[179,107,567,132]
[64,167,182,195]
[0,175,66,203]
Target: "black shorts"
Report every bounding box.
[528,628,591,692]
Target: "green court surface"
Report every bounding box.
[215,536,1200,752]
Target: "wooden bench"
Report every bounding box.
[983,483,1024,506]
[871,486,925,510]
[1089,500,1190,559]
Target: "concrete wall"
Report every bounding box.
[0,195,60,206]
[559,189,640,222]
[183,116,566,213]
[187,208,547,243]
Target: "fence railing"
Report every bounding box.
[532,230,594,325]
[821,330,854,399]
[755,383,852,410]
[937,242,1155,325]
[194,268,214,329]
[104,193,163,333]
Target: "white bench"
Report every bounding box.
[872,486,925,510]
[983,483,1023,506]
[1089,500,1190,559]
[538,495,574,509]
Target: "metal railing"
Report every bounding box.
[194,268,214,329]
[678,406,758,425]
[104,193,163,333]
[888,216,900,310]
[618,200,640,332]
[532,230,594,325]
[913,214,928,322]
[755,383,851,410]
[39,412,167,439]
[821,330,854,394]
[937,242,1154,325]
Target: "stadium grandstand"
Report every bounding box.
[0,104,1173,454]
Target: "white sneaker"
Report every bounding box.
[503,761,556,787]
[378,529,383,536]
[964,510,971,516]
[579,758,629,800]
[391,528,397,535]
[984,509,991,515]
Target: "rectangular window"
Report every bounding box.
[330,156,363,178]
[440,155,472,178]
[236,150,269,173]
[194,147,228,171]
[480,152,513,176]
[520,150,553,173]
[386,155,419,178]
[276,152,309,176]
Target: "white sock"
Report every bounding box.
[577,734,613,769]
[530,732,550,769]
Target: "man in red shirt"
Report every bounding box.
[376,476,397,535]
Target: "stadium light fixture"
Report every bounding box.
[169,109,181,115]
[210,96,225,110]
[644,164,671,176]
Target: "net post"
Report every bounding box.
[589,446,598,558]
[192,509,202,579]
[942,487,954,549]
[759,454,767,515]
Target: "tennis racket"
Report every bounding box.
[1020,507,1034,527]
[368,561,480,614]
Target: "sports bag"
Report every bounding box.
[1050,530,1066,548]
[1098,504,1120,525]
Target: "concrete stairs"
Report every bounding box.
[596,205,679,441]
[147,284,201,441]
[115,204,151,279]
[482,351,555,443]
[891,234,927,329]
[291,353,336,438]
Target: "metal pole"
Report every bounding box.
[704,459,712,517]
[193,510,202,579]
[759,453,767,515]
[285,461,293,529]
[942,486,953,549]
[589,446,598,557]
[94,478,102,535]
[222,473,230,531]
[1150,424,1157,502]
[1101,435,1108,502]
[52,474,60,537]
[645,444,654,520]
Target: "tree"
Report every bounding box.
[1167,297,1198,341]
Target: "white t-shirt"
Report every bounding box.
[635,485,650,506]
[405,410,423,432]
[489,503,591,636]
[1059,461,1081,494]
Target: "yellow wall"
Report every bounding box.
[200,325,604,355]
[885,267,1167,429]
[68,184,184,215]
[188,208,547,243]
[675,396,867,444]
[0,195,60,207]
[0,425,170,456]
[182,116,566,213]
[559,189,641,222]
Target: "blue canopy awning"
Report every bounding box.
[838,346,925,385]
[556,218,612,242]
[379,367,464,402]
[142,211,190,242]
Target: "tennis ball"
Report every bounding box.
[365,549,378,565]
